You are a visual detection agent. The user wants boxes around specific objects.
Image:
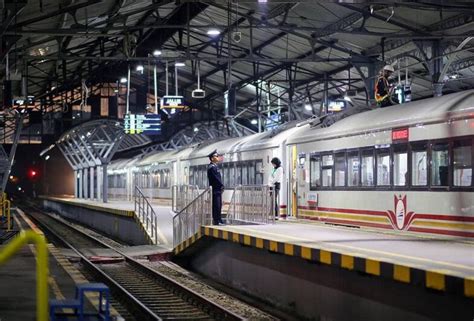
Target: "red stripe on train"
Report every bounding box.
[297,206,474,222]
[407,227,474,238]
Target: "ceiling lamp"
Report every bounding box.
[153,50,162,57]
[175,62,185,67]
[120,77,127,83]
[207,29,221,36]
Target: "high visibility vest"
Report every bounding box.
[375,76,390,103]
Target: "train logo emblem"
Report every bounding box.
[386,195,416,230]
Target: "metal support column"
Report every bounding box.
[102,164,108,203]
[83,168,88,199]
[96,166,101,201]
[90,166,94,200]
[74,170,78,198]
[78,170,83,199]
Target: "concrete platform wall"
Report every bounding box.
[183,239,473,321]
[42,199,149,245]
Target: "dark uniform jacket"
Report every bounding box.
[375,76,391,106]
[207,163,223,192]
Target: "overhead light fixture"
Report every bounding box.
[152,49,162,57]
[194,127,199,132]
[207,29,220,36]
[304,104,312,111]
[343,95,352,102]
[258,0,267,2]
[45,155,50,161]
[175,62,185,67]
[120,77,127,83]
[136,65,144,73]
[251,119,258,125]
[114,89,119,93]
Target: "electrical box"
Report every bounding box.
[192,89,205,98]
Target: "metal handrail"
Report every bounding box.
[227,185,275,225]
[171,184,200,212]
[0,230,49,321]
[173,187,212,247]
[134,186,163,245]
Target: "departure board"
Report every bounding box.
[124,114,161,135]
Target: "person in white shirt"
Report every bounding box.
[269,157,283,219]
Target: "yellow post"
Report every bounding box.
[5,199,11,231]
[0,230,49,321]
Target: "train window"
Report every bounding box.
[347,151,359,187]
[412,143,428,186]
[249,161,256,185]
[335,153,346,187]
[310,154,321,189]
[256,161,263,185]
[376,149,390,186]
[431,143,449,187]
[223,163,228,187]
[393,145,408,186]
[229,163,235,187]
[242,163,248,185]
[361,150,374,186]
[322,154,333,187]
[189,167,194,186]
[453,140,472,187]
[236,164,242,185]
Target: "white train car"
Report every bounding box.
[287,90,474,238]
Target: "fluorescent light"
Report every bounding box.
[152,50,162,57]
[304,104,312,111]
[175,62,185,67]
[251,119,258,125]
[120,77,127,83]
[194,127,199,132]
[258,0,267,2]
[207,29,220,36]
[343,95,352,102]
[45,155,50,160]
[136,65,144,73]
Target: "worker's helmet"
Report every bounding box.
[383,65,395,72]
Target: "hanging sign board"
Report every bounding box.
[124,114,161,135]
[161,95,186,109]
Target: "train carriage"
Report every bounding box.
[287,90,474,238]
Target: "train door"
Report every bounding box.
[288,145,298,217]
[297,153,307,217]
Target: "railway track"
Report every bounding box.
[21,204,242,321]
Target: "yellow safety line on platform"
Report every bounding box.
[222,226,474,274]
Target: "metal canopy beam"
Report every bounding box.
[56,119,150,202]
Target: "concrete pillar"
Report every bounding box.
[102,164,108,203]
[90,166,95,200]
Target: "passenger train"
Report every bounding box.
[107,90,474,238]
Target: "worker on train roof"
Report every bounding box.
[375,64,395,108]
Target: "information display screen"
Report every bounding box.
[124,114,161,135]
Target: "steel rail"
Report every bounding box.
[22,204,242,321]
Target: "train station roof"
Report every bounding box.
[2,1,474,139]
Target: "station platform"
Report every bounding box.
[40,196,474,298]
[0,208,122,321]
[41,196,174,248]
[175,220,474,299]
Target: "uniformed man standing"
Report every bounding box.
[207,150,225,225]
